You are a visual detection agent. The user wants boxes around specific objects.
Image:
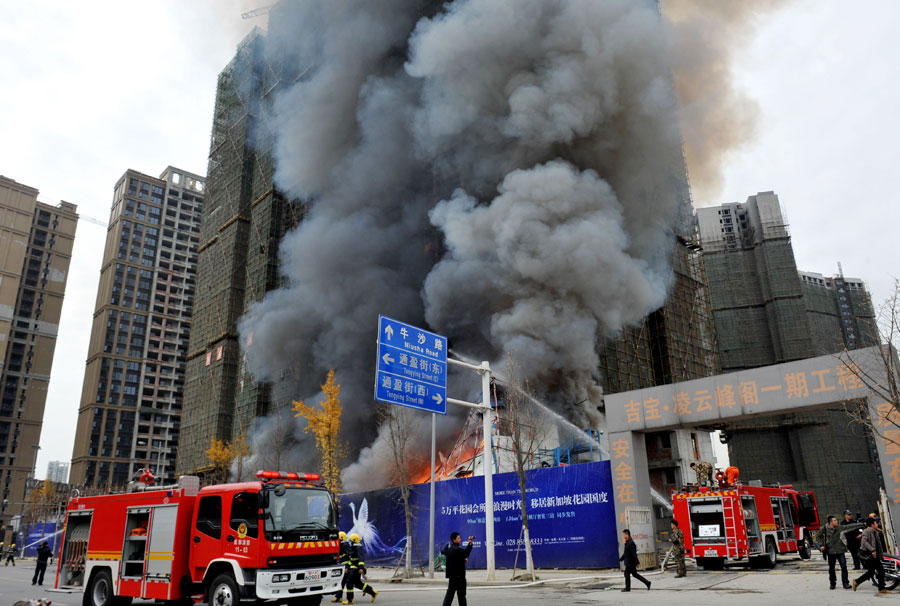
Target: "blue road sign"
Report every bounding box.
[375,315,447,414]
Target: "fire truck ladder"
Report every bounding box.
[723,495,740,559]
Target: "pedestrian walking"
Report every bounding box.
[841,510,863,570]
[816,515,862,589]
[441,532,473,606]
[5,542,16,566]
[32,541,53,586]
[690,461,712,486]
[332,531,351,603]
[852,517,889,594]
[620,529,651,592]
[342,533,377,604]
[670,520,686,578]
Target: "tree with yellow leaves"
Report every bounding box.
[205,427,254,485]
[23,480,60,531]
[206,438,234,485]
[292,369,345,496]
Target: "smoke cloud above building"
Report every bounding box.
[237,0,781,491]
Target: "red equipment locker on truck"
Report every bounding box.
[54,471,342,606]
[672,482,820,569]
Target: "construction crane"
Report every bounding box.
[79,215,108,229]
[241,5,273,19]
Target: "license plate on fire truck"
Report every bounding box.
[304,571,321,582]
[704,549,718,557]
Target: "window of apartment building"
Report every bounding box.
[36,210,51,228]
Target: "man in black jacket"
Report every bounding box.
[32,541,53,586]
[441,532,473,606]
[620,529,650,592]
[841,510,863,570]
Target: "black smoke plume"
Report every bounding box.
[237,0,775,490]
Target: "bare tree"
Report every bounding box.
[376,404,420,578]
[500,354,551,581]
[840,279,900,446]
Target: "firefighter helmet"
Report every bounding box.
[350,533,361,544]
[339,531,347,541]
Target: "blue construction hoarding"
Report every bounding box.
[340,460,618,569]
[23,522,59,557]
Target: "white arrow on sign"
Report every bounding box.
[382,353,395,365]
[384,325,394,340]
[432,393,443,405]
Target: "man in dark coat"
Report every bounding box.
[32,541,53,586]
[620,529,650,591]
[817,515,863,589]
[852,517,888,594]
[841,510,863,570]
[441,532,473,606]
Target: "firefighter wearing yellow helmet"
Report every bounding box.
[332,532,352,603]
[342,533,378,603]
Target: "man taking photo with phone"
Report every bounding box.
[442,532,474,606]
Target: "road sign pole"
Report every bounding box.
[428,412,436,578]
[481,360,495,581]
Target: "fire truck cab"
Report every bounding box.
[55,471,342,606]
[672,482,820,570]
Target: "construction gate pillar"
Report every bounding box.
[605,345,900,559]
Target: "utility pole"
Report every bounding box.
[447,358,496,581]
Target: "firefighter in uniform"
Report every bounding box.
[670,519,686,577]
[690,461,713,486]
[332,531,351,603]
[4,542,15,566]
[343,533,378,604]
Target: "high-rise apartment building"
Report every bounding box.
[69,168,203,489]
[698,191,881,515]
[46,460,69,484]
[0,175,78,525]
[177,28,303,475]
[176,11,722,484]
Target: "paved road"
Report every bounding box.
[1,555,894,605]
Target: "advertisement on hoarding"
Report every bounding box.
[340,461,618,569]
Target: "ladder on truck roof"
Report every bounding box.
[723,494,741,559]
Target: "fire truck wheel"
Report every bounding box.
[763,538,777,569]
[207,573,239,606]
[84,569,131,606]
[798,535,812,560]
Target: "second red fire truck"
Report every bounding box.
[672,480,820,569]
[54,470,342,606]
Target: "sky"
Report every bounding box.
[1,0,898,479]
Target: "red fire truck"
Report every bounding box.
[54,471,342,606]
[672,482,820,569]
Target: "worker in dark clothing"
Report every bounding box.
[343,533,377,604]
[32,541,53,586]
[620,529,650,592]
[332,531,351,603]
[841,510,863,570]
[5,543,16,566]
[852,518,888,594]
[441,532,473,606]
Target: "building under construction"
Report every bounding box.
[176,4,721,496]
[697,191,881,516]
[176,27,306,476]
